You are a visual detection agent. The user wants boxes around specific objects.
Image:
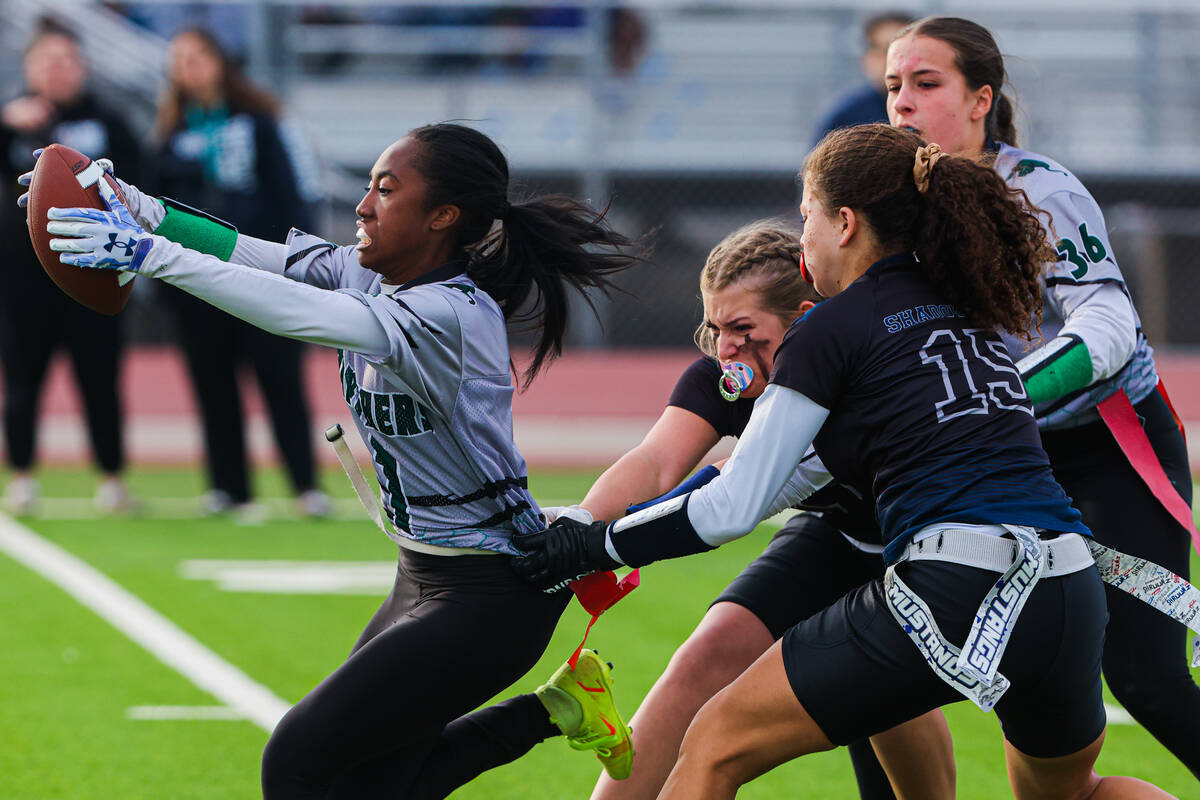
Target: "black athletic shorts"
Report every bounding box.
[713,512,883,640]
[781,558,1108,758]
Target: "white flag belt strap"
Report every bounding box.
[1088,540,1200,667]
[884,568,1011,713]
[903,529,1093,578]
[888,526,1200,714]
[324,424,500,558]
[886,523,1043,710]
[387,529,501,557]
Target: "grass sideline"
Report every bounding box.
[0,466,1196,799]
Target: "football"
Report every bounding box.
[26,143,135,315]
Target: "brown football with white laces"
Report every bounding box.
[26,142,134,315]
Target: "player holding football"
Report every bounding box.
[556,220,953,800]
[885,17,1200,778]
[35,123,638,798]
[513,125,1176,799]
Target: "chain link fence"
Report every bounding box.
[6,1,1199,349]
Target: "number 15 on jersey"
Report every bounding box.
[920,328,1032,424]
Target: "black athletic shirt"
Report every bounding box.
[668,356,882,544]
[769,253,1090,564]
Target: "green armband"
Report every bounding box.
[152,197,239,262]
[1017,335,1093,406]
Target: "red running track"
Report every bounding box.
[9,346,1200,469]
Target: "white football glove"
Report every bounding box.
[17,150,165,231]
[46,177,163,274]
[539,504,595,526]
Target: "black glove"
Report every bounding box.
[511,516,621,592]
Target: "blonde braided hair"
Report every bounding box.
[694,220,820,357]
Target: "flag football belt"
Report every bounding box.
[885,526,1200,713]
[391,531,501,557]
[324,423,500,557]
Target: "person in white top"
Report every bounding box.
[887,16,1200,780]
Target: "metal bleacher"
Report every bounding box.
[281,4,1200,179]
[5,1,1199,180]
[4,1,1200,347]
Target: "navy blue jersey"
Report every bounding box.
[669,356,882,543]
[769,254,1089,564]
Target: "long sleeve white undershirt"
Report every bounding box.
[230,234,290,275]
[146,236,390,354]
[685,384,830,545]
[1055,281,1137,382]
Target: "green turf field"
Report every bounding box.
[1,466,1197,799]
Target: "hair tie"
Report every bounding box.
[913,143,944,194]
[496,200,511,220]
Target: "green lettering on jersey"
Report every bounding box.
[1055,222,1108,279]
[1008,159,1069,180]
[338,350,356,406]
[393,394,433,436]
[371,393,397,436]
[338,349,433,437]
[442,283,477,305]
[368,436,410,530]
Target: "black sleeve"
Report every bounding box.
[98,106,145,188]
[253,114,311,235]
[666,357,753,438]
[150,130,198,199]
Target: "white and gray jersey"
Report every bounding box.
[283,231,541,555]
[993,144,1158,430]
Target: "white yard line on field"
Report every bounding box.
[0,513,290,732]
[127,705,248,721]
[1104,703,1135,726]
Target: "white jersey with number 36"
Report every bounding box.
[994,144,1158,430]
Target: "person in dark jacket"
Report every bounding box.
[0,16,143,515]
[811,12,914,145]
[152,26,328,518]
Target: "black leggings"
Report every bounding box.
[0,278,123,473]
[165,286,316,501]
[261,548,571,799]
[1040,390,1200,778]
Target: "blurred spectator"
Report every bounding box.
[811,11,914,144]
[152,26,329,520]
[608,7,648,77]
[0,16,144,516]
[117,3,252,58]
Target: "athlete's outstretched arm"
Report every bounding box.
[511,384,830,590]
[134,238,387,353]
[19,155,295,276]
[578,407,722,521]
[44,183,389,355]
[612,385,829,559]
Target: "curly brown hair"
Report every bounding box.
[803,124,1053,337]
[693,220,819,358]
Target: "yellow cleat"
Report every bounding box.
[536,648,634,780]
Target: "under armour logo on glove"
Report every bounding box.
[46,178,157,273]
[104,233,140,257]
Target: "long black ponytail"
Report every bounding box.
[408,123,637,387]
